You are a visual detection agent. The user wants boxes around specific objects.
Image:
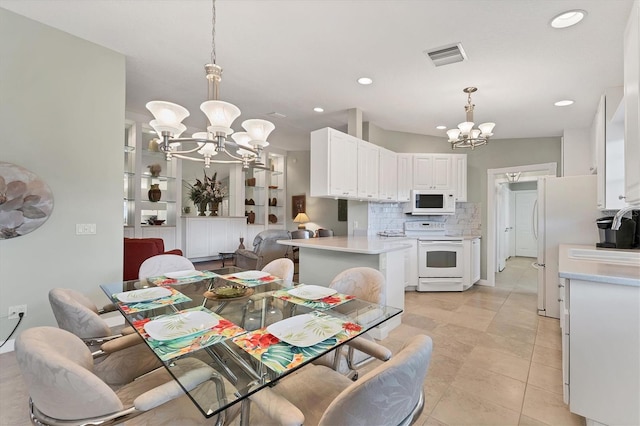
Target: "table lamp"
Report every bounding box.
[293,212,310,229]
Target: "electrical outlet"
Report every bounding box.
[8,304,27,320]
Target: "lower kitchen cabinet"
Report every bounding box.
[182,217,247,261]
[561,276,639,425]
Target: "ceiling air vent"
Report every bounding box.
[424,43,467,67]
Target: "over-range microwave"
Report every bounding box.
[405,189,456,215]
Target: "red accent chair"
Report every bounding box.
[123,238,183,281]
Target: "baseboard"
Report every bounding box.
[476,279,493,287]
[0,339,15,354]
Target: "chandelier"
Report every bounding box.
[446,87,495,149]
[145,0,273,169]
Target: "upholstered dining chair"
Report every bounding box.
[290,229,314,239]
[316,228,334,237]
[138,254,195,279]
[15,326,233,426]
[261,257,295,283]
[248,334,433,426]
[313,267,387,378]
[48,288,162,386]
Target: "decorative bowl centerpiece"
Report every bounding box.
[213,285,247,298]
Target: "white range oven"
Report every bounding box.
[405,221,471,292]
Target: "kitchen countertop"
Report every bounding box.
[277,236,412,254]
[558,244,640,287]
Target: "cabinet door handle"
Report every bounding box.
[557,298,563,302]
[619,195,626,200]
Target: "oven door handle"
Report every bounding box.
[418,241,463,246]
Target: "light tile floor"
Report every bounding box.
[368,256,585,426]
[0,257,585,425]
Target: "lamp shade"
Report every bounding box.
[149,120,187,138]
[242,119,274,148]
[293,212,310,229]
[446,129,461,142]
[201,100,241,137]
[478,122,496,136]
[231,132,252,147]
[457,121,474,136]
[146,101,190,124]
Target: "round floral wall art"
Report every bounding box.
[0,162,54,239]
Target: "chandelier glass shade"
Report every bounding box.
[505,172,521,182]
[145,0,273,169]
[447,87,495,149]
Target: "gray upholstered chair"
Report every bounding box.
[234,230,291,270]
[48,288,162,385]
[248,334,433,426]
[313,267,387,378]
[316,228,334,237]
[290,229,313,239]
[15,326,232,426]
[138,254,195,279]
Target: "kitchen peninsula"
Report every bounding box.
[277,236,412,339]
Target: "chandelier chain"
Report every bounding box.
[210,0,217,65]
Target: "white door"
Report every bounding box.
[515,191,538,257]
[496,184,509,272]
[509,189,516,257]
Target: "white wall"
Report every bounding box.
[0,9,125,348]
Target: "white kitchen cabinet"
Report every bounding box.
[310,127,358,198]
[624,0,640,206]
[183,217,247,260]
[471,237,480,284]
[378,147,398,202]
[452,154,468,202]
[397,154,413,202]
[564,277,639,426]
[594,88,626,210]
[357,140,379,200]
[413,154,453,190]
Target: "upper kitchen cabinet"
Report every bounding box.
[452,154,468,202]
[310,127,358,198]
[397,154,413,202]
[594,88,626,210]
[624,0,640,206]
[413,154,453,190]
[357,140,379,200]
[379,147,398,202]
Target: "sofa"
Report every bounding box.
[123,238,183,281]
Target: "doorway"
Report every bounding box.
[486,163,557,287]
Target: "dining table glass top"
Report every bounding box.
[100,266,402,420]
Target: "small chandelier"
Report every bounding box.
[446,87,495,149]
[505,172,521,182]
[145,0,273,169]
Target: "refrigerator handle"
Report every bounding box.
[532,199,538,240]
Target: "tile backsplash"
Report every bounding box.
[366,202,481,236]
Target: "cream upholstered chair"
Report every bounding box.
[138,254,195,279]
[49,288,162,386]
[314,267,387,378]
[234,230,291,270]
[249,335,433,426]
[261,257,295,283]
[15,326,233,426]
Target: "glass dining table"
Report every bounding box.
[100,266,402,425]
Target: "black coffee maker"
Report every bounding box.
[596,211,639,249]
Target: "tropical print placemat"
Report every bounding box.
[146,270,218,286]
[116,287,192,314]
[232,312,362,373]
[272,286,355,310]
[132,306,246,362]
[219,273,281,287]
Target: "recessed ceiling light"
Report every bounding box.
[550,10,587,29]
[357,77,373,85]
[554,100,574,107]
[313,107,324,113]
[436,125,447,130]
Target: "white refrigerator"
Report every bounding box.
[536,175,600,318]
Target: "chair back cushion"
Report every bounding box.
[290,229,312,239]
[15,327,123,420]
[253,230,292,269]
[49,288,112,339]
[329,267,386,305]
[262,258,295,282]
[139,254,195,279]
[319,335,433,426]
[317,229,334,237]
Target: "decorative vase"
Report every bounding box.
[148,163,162,177]
[209,200,219,216]
[148,184,161,202]
[238,237,245,249]
[248,211,255,224]
[198,201,208,216]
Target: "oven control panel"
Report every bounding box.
[404,221,446,233]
